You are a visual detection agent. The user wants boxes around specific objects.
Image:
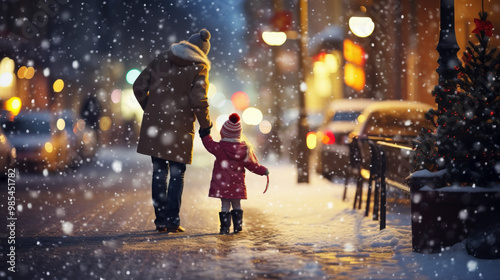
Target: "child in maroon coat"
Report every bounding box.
[200,113,269,234]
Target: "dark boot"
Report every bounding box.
[231,210,243,233]
[219,212,231,234]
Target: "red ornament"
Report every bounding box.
[472,18,494,37]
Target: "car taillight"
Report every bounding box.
[322,130,336,145]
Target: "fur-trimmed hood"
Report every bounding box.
[170,41,211,70]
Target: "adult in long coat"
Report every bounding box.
[133,29,213,233]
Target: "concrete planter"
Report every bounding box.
[408,172,500,254]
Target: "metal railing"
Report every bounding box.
[344,136,413,230]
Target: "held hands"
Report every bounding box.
[199,123,213,138]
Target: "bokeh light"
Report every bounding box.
[357,114,367,123]
[99,116,112,131]
[259,120,272,134]
[207,84,217,99]
[56,119,66,131]
[53,79,64,92]
[262,31,287,46]
[0,57,15,86]
[76,119,86,132]
[242,107,263,125]
[5,97,22,116]
[209,91,226,108]
[111,89,122,103]
[17,66,27,79]
[231,91,250,111]
[25,67,35,79]
[215,114,229,132]
[306,132,317,150]
[349,16,375,38]
[126,69,141,85]
[44,142,54,153]
[0,72,13,87]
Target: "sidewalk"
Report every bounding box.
[3,146,499,279]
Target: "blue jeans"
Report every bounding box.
[151,157,187,228]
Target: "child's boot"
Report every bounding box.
[219,212,231,234]
[231,210,243,233]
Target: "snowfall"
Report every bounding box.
[3,140,500,279]
[127,140,500,279]
[240,161,500,279]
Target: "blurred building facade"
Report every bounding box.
[242,0,500,115]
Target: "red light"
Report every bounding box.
[314,52,327,62]
[322,130,336,145]
[231,91,250,111]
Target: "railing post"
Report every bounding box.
[379,146,387,230]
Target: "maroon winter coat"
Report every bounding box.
[202,135,268,199]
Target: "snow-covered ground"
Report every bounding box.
[6,145,499,279]
[236,160,500,279]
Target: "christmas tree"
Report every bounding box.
[413,10,500,187]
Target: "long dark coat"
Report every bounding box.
[133,41,212,164]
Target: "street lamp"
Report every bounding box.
[262,30,287,159]
[262,31,287,46]
[346,8,376,97]
[348,16,375,38]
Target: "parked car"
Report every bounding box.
[269,109,324,162]
[54,110,98,164]
[348,100,435,184]
[0,126,16,178]
[314,98,376,179]
[1,111,78,172]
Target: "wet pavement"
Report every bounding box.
[1,145,421,279]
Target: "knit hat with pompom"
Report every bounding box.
[188,29,211,55]
[220,113,241,140]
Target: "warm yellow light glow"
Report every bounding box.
[242,107,263,125]
[313,61,332,97]
[0,57,15,86]
[262,31,287,46]
[0,73,13,87]
[45,142,54,153]
[17,66,27,79]
[99,116,112,131]
[357,114,367,123]
[5,97,22,116]
[259,120,272,134]
[306,132,317,150]
[25,67,35,79]
[53,79,64,92]
[120,89,143,120]
[324,54,339,73]
[344,39,366,66]
[349,16,375,38]
[207,84,217,99]
[344,63,365,92]
[56,118,66,131]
